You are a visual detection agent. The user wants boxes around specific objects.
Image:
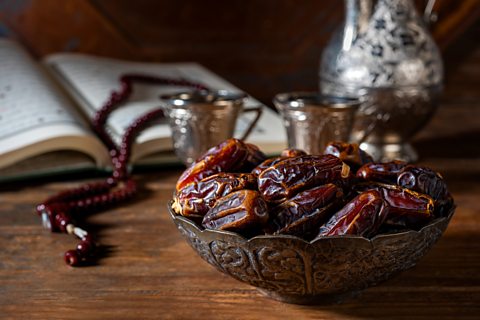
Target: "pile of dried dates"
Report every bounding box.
[172,138,453,240]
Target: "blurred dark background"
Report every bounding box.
[0,0,479,105]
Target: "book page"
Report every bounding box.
[0,39,109,169]
[43,54,287,159]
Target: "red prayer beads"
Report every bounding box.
[36,74,208,266]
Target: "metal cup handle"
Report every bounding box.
[238,106,262,141]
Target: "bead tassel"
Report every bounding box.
[36,74,208,266]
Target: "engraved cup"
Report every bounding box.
[162,90,262,165]
[273,92,361,155]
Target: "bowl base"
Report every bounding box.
[257,288,361,305]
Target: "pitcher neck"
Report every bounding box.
[343,0,421,48]
[343,0,374,49]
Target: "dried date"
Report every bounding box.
[173,138,454,240]
[377,185,434,228]
[176,138,265,191]
[356,160,407,184]
[269,184,344,237]
[173,173,257,218]
[397,165,448,201]
[252,149,307,176]
[397,165,452,217]
[258,154,351,203]
[323,142,373,170]
[202,190,269,232]
[316,190,388,237]
[251,157,284,176]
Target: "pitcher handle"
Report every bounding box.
[423,0,438,26]
[239,106,262,141]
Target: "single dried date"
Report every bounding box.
[351,182,435,228]
[258,154,351,203]
[251,157,284,176]
[269,184,343,237]
[176,138,265,191]
[316,190,388,237]
[323,142,373,170]
[173,173,257,218]
[202,190,269,231]
[356,160,407,184]
[377,185,434,228]
[397,165,452,217]
[252,149,307,176]
[397,165,449,201]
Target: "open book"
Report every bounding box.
[0,39,287,182]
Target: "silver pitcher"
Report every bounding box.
[320,0,443,162]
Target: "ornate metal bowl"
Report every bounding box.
[168,202,454,305]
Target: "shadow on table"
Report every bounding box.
[47,181,157,267]
[294,230,479,319]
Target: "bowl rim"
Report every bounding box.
[168,200,456,245]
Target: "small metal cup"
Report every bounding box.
[273,92,361,155]
[162,90,262,165]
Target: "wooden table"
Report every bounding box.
[1,102,479,319]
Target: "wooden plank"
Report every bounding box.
[0,0,136,59]
[1,101,480,319]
